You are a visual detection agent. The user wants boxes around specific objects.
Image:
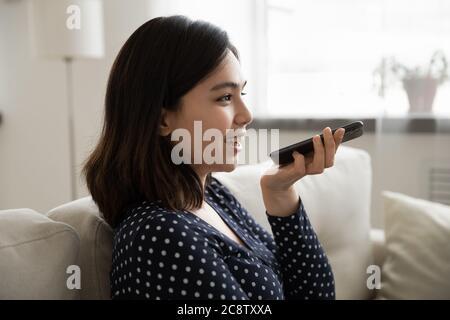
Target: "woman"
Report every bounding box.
[83,15,345,300]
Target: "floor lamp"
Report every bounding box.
[31,0,104,200]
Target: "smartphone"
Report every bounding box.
[269,121,364,166]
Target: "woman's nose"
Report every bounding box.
[235,100,253,127]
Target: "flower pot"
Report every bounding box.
[402,77,438,113]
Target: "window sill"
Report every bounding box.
[248,115,450,134]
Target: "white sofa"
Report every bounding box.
[0,146,386,300]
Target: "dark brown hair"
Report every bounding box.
[83,15,239,228]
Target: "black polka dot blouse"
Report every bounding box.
[111,177,335,300]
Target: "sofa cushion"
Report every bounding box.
[214,146,374,299]
[47,197,112,300]
[0,208,80,299]
[377,191,450,299]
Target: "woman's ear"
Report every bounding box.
[159,108,173,137]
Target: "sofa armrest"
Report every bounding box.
[370,228,386,268]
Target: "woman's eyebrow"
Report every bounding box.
[210,80,247,91]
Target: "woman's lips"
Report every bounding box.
[224,129,246,142]
[232,139,242,151]
[224,137,242,151]
[223,128,246,154]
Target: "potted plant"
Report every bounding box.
[373,50,448,113]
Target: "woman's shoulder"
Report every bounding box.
[208,176,245,212]
[113,200,217,257]
[207,176,236,202]
[115,200,185,235]
[114,200,200,246]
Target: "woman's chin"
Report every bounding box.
[212,162,238,173]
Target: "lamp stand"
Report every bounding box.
[64,57,77,201]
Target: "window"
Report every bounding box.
[264,0,450,118]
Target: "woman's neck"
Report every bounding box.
[192,165,208,189]
[194,168,210,209]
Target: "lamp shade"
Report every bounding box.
[31,0,104,59]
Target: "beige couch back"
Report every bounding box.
[47,198,112,300]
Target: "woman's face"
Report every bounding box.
[161,49,253,177]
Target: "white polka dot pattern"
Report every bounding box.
[110,177,335,300]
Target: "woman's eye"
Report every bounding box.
[217,92,247,103]
[218,94,232,102]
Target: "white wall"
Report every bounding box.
[0,0,151,213]
[0,0,69,212]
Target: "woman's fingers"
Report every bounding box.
[295,126,346,177]
[307,134,325,174]
[323,127,335,168]
[292,151,306,179]
[334,128,345,150]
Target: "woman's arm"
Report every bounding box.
[265,199,335,299]
[255,127,344,299]
[234,195,335,299]
[261,185,300,218]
